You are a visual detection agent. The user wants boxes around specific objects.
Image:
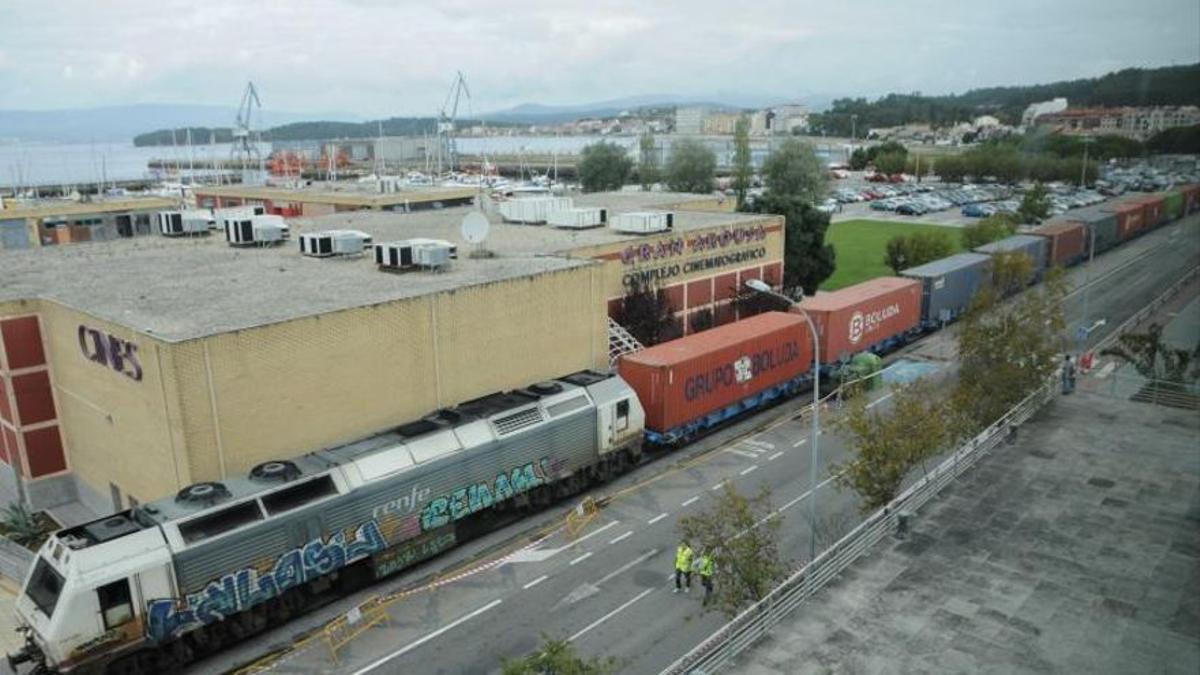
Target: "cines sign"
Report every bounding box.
[683,340,801,401]
[78,325,142,381]
[623,247,768,289]
[848,305,900,344]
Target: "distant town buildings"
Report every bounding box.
[1033,105,1200,140]
[1022,98,1069,128]
[673,103,808,136]
[674,107,707,135]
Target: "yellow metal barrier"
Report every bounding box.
[564,496,599,540]
[323,596,392,664]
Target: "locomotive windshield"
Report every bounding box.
[25,557,64,618]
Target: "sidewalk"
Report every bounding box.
[731,389,1200,674]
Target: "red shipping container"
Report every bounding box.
[1184,184,1200,214]
[618,312,813,435]
[1030,221,1086,266]
[795,277,921,364]
[1104,200,1144,240]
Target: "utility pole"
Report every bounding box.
[1079,135,1093,189]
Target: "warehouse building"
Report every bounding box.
[193,183,476,217]
[0,191,783,522]
[0,197,179,250]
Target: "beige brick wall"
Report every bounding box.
[35,304,190,507]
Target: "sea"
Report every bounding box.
[0,136,842,189]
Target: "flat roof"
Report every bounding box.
[731,388,1200,674]
[0,197,179,220]
[0,195,769,341]
[193,184,477,209]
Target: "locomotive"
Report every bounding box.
[9,186,1198,674]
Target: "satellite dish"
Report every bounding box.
[461,212,490,244]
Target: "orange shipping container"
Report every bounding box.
[1031,221,1086,267]
[617,312,813,438]
[1104,200,1145,240]
[795,277,922,364]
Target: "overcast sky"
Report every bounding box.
[1,0,1197,116]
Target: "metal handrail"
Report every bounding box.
[660,377,1057,675]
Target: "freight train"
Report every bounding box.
[8,186,1198,674]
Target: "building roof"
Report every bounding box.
[193,184,477,209]
[0,197,179,220]
[0,193,772,342]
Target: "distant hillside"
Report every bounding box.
[479,94,782,124]
[133,117,524,147]
[0,104,362,143]
[809,63,1200,135]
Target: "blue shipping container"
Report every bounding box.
[900,252,992,327]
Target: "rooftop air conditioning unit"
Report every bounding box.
[499,197,574,224]
[609,211,674,234]
[225,214,290,246]
[375,238,456,271]
[547,207,607,229]
[299,230,373,257]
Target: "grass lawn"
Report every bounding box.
[823,219,963,290]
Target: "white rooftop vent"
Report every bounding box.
[499,196,574,224]
[609,211,674,235]
[157,211,210,237]
[547,207,607,230]
[375,238,457,271]
[299,230,373,258]
[225,214,290,247]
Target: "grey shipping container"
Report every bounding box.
[974,235,1049,278]
[900,252,992,327]
[0,219,30,250]
[1064,206,1120,255]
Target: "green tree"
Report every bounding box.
[732,117,753,208]
[1017,182,1052,224]
[638,132,660,191]
[873,151,907,176]
[904,153,932,180]
[834,379,952,512]
[665,138,717,193]
[1101,323,1194,384]
[578,141,633,192]
[848,147,870,170]
[741,193,835,296]
[677,482,786,616]
[952,262,1066,432]
[501,635,618,675]
[961,212,1018,250]
[762,138,829,204]
[884,231,954,274]
[614,277,682,347]
[933,154,967,183]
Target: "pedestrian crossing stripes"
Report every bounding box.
[727,438,778,459]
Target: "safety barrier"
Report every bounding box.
[659,375,1057,675]
[323,597,392,664]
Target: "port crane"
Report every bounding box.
[436,71,471,175]
[230,81,264,180]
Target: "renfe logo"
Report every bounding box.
[684,341,801,401]
[848,304,901,344]
[78,325,143,381]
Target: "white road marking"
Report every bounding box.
[504,549,558,564]
[565,521,619,547]
[351,599,502,674]
[595,549,660,586]
[569,552,593,566]
[523,575,549,590]
[647,513,669,525]
[745,439,775,450]
[865,391,896,410]
[568,588,656,642]
[778,474,842,512]
[792,439,807,448]
[712,483,725,491]
[681,496,700,507]
[728,448,761,459]
[767,451,784,461]
[609,531,633,545]
[740,465,758,476]
[1096,362,1117,379]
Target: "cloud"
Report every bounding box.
[0,0,1196,115]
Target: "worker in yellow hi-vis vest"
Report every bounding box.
[674,540,694,593]
[697,549,715,605]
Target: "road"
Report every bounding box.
[192,215,1200,675]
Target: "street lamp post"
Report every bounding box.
[745,279,821,560]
